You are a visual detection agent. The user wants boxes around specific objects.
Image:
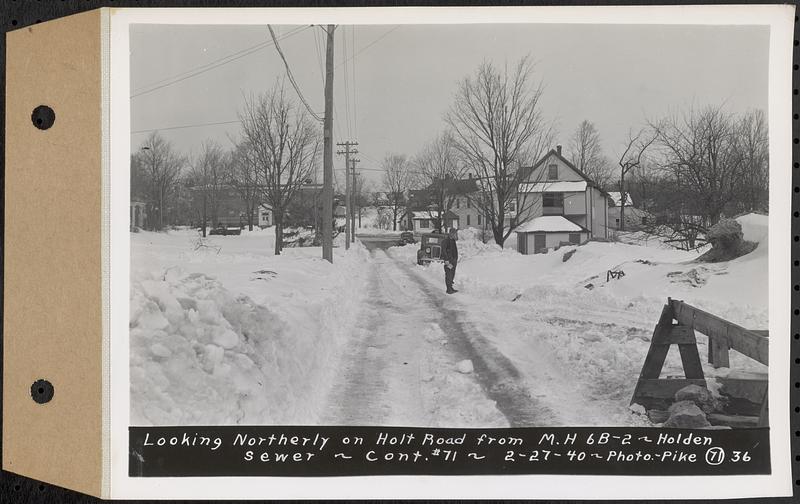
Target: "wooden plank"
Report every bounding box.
[757,386,769,427]
[670,299,768,365]
[639,343,670,379]
[718,377,768,403]
[677,342,705,379]
[708,413,759,428]
[633,378,708,400]
[653,324,696,345]
[636,305,675,380]
[709,337,730,368]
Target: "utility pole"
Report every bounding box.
[322,25,336,263]
[350,157,359,242]
[337,141,358,250]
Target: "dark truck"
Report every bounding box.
[416,233,447,265]
[397,231,416,246]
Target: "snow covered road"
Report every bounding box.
[321,247,572,428]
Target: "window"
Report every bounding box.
[478,214,482,225]
[509,199,517,212]
[641,217,649,226]
[420,219,429,229]
[467,215,471,226]
[615,218,620,224]
[467,198,472,208]
[542,193,564,214]
[547,164,558,180]
[569,233,581,244]
[456,198,460,209]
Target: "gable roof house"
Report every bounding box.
[407,175,483,232]
[515,146,612,254]
[606,191,653,231]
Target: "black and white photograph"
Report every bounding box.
[114,5,793,497]
[129,19,771,427]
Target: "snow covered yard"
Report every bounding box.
[392,215,768,425]
[130,228,370,425]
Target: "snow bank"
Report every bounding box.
[130,230,370,425]
[396,213,768,425]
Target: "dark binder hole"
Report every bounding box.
[30,379,53,404]
[31,105,55,130]
[11,20,17,26]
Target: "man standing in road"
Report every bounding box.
[441,227,459,294]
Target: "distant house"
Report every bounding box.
[515,146,612,254]
[449,176,483,230]
[607,191,652,230]
[407,175,484,232]
[258,204,273,228]
[410,210,458,232]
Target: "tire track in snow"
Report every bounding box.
[321,249,508,427]
[390,253,557,427]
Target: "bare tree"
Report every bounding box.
[137,132,184,230]
[353,172,370,229]
[187,140,225,236]
[650,105,746,228]
[228,140,262,231]
[734,109,769,213]
[446,56,553,247]
[616,128,656,231]
[238,84,321,255]
[412,132,466,232]
[569,120,613,189]
[381,153,413,231]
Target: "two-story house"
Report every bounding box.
[407,175,483,232]
[515,146,611,254]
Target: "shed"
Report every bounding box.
[515,215,589,254]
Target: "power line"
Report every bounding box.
[335,25,400,69]
[268,25,323,122]
[131,119,241,135]
[131,26,309,99]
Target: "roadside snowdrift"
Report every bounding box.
[130,229,370,425]
[394,214,768,425]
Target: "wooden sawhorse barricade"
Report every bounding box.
[631,298,769,427]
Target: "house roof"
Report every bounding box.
[607,191,633,207]
[521,149,612,199]
[441,177,479,194]
[515,215,588,233]
[518,181,588,193]
[412,210,458,220]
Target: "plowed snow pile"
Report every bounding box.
[395,214,768,425]
[130,229,369,425]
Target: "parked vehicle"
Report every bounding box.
[209,225,242,236]
[416,233,447,265]
[397,231,416,246]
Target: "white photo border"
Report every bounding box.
[108,5,795,499]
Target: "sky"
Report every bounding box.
[130,23,769,187]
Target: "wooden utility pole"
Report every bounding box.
[350,157,359,242]
[337,141,358,250]
[322,25,336,263]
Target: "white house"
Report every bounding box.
[410,210,458,232]
[258,204,273,228]
[515,146,612,254]
[607,191,652,230]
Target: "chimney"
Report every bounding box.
[556,144,562,155]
